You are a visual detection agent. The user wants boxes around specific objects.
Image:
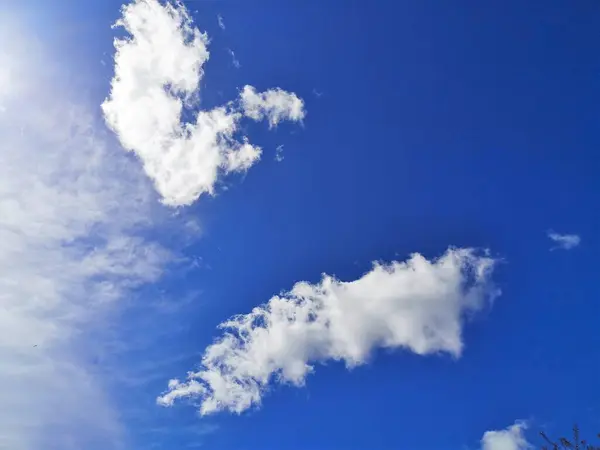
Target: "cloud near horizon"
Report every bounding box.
[102,0,305,207]
[158,248,499,415]
[481,422,531,450]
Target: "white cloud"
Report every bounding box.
[102,0,304,207]
[275,144,284,162]
[217,14,225,30]
[240,85,306,128]
[228,48,241,68]
[547,230,580,250]
[0,15,173,450]
[481,423,531,450]
[0,13,30,111]
[158,248,499,415]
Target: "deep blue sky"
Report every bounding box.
[25,0,600,449]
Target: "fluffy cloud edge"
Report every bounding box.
[158,247,499,415]
[482,422,531,450]
[102,0,305,207]
[240,85,306,128]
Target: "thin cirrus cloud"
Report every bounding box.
[0,0,306,446]
[102,0,306,208]
[0,13,174,450]
[275,144,284,162]
[547,230,581,250]
[481,422,531,450]
[158,248,499,415]
[228,48,241,68]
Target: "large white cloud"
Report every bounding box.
[481,423,531,450]
[102,0,305,207]
[158,248,499,415]
[0,15,173,450]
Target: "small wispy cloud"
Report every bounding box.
[227,48,240,68]
[194,423,220,437]
[158,248,499,415]
[547,230,581,250]
[275,144,284,162]
[240,85,306,129]
[217,14,225,30]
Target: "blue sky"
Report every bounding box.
[1,1,600,449]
